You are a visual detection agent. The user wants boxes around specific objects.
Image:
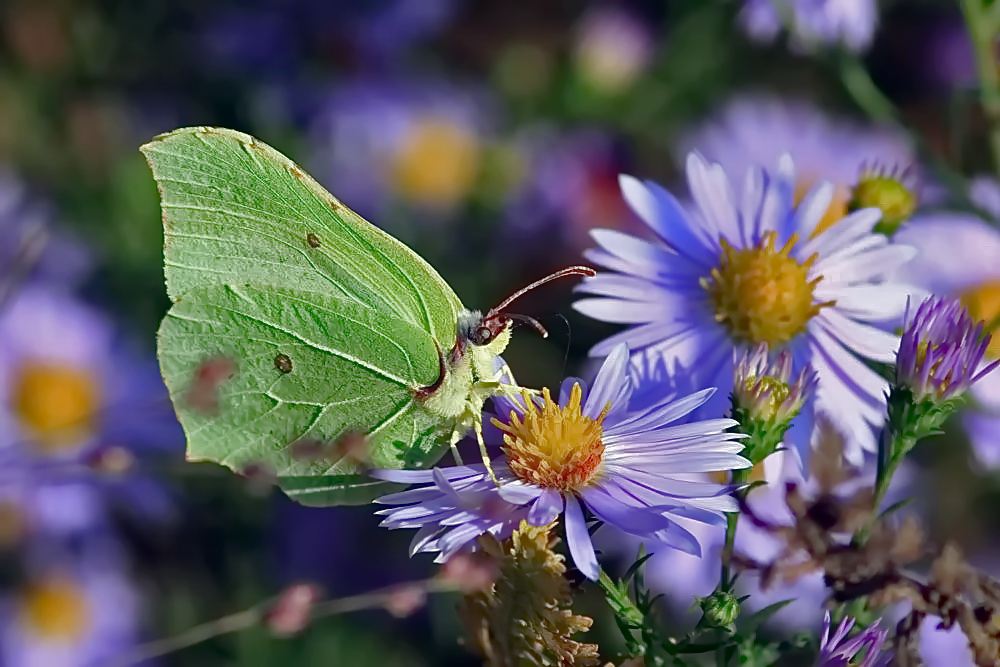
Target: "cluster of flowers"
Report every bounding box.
[0,172,181,664]
[370,97,1000,662]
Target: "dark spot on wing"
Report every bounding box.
[274,353,293,373]
[305,233,321,248]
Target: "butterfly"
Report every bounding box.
[143,127,591,505]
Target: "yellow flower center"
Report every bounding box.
[960,280,1000,359]
[0,501,25,547]
[20,575,90,642]
[12,361,100,453]
[390,116,480,208]
[493,384,607,493]
[794,179,850,238]
[703,232,832,347]
[851,172,917,235]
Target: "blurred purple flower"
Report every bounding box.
[816,611,889,666]
[374,344,748,581]
[0,540,139,666]
[572,5,654,94]
[501,126,637,257]
[681,96,915,217]
[308,78,493,220]
[0,169,91,299]
[741,0,877,53]
[575,154,918,462]
[918,615,976,666]
[0,285,182,535]
[894,178,1000,467]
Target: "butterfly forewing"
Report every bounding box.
[159,284,450,504]
[142,126,463,345]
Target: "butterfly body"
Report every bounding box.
[144,127,511,505]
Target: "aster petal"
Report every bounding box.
[798,208,881,259]
[815,284,914,321]
[497,480,545,504]
[572,297,669,324]
[583,343,631,418]
[895,214,1000,292]
[528,488,564,525]
[582,486,675,536]
[564,494,599,581]
[372,465,487,485]
[610,388,717,433]
[814,310,900,363]
[648,519,703,556]
[686,153,742,244]
[409,524,445,556]
[587,318,703,358]
[619,175,717,265]
[792,180,836,240]
[817,243,917,284]
[965,411,1000,468]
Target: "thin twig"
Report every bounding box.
[106,578,455,667]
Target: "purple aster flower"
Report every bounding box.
[918,615,976,666]
[816,611,889,666]
[740,0,877,53]
[896,296,998,403]
[308,78,494,221]
[374,344,749,581]
[572,5,654,94]
[575,154,918,462]
[0,285,182,534]
[680,96,916,219]
[894,177,1000,466]
[0,540,139,665]
[733,343,817,438]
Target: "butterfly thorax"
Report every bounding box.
[419,309,512,422]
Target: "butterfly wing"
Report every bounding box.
[159,283,452,505]
[141,126,463,345]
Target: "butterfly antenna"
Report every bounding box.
[507,313,549,338]
[489,265,595,315]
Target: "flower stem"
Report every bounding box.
[720,467,750,591]
[858,426,915,543]
[961,0,1000,178]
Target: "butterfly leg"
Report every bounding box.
[473,417,500,485]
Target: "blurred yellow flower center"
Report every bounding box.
[0,502,25,547]
[851,172,916,234]
[794,179,849,238]
[12,361,99,452]
[959,280,1000,359]
[703,232,831,347]
[20,575,89,641]
[390,116,479,208]
[493,384,607,492]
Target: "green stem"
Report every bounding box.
[961,0,1000,178]
[857,427,915,543]
[835,52,993,220]
[719,468,750,591]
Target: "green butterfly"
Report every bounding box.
[143,127,590,506]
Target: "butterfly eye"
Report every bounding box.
[469,326,493,346]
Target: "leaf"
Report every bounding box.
[141,127,462,345]
[159,283,450,505]
[737,599,795,636]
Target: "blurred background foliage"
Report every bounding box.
[1,0,998,664]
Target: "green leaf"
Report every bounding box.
[159,283,449,505]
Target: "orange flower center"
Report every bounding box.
[20,575,90,642]
[493,384,607,493]
[959,280,1000,359]
[702,231,832,347]
[390,116,479,208]
[12,361,100,453]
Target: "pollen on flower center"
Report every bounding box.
[12,361,100,453]
[702,231,832,346]
[20,575,90,642]
[492,384,607,492]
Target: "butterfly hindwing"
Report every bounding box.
[142,126,463,345]
[158,283,451,504]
